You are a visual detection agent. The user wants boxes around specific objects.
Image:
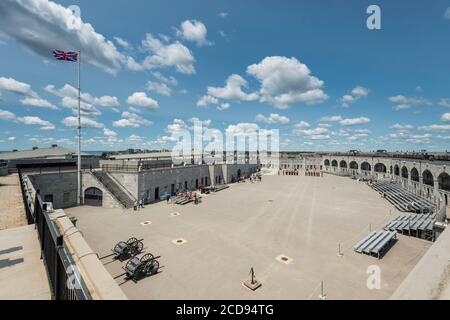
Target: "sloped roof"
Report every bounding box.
[0,146,90,160]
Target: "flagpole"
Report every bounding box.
[77,50,81,205]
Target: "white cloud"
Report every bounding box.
[62,116,104,128]
[246,56,328,109]
[438,99,450,107]
[141,33,195,74]
[293,126,329,137]
[126,56,144,71]
[441,113,450,122]
[103,127,117,137]
[340,86,369,107]
[225,123,260,136]
[127,134,144,143]
[7,136,16,141]
[20,97,57,109]
[0,77,37,97]
[391,123,413,131]
[218,12,229,18]
[389,95,432,111]
[255,113,290,124]
[176,20,211,47]
[126,92,159,110]
[152,72,177,86]
[146,81,171,96]
[17,116,55,130]
[196,95,219,108]
[217,103,230,111]
[294,121,310,129]
[319,115,343,122]
[112,110,153,128]
[419,124,450,132]
[445,7,450,19]
[0,0,124,74]
[339,117,370,126]
[207,74,259,102]
[114,36,132,50]
[0,109,16,121]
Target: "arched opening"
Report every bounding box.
[349,161,358,169]
[422,170,434,186]
[340,160,347,168]
[237,169,241,177]
[331,160,338,167]
[438,172,450,191]
[84,187,103,206]
[374,163,387,173]
[324,159,330,166]
[394,165,400,176]
[401,166,408,179]
[410,168,419,182]
[361,162,371,171]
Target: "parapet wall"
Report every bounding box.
[50,209,127,300]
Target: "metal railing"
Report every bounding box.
[18,169,34,224]
[34,194,91,300]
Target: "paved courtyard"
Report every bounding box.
[67,174,431,300]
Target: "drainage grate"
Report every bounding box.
[140,221,152,226]
[276,254,293,265]
[170,212,181,217]
[172,238,187,246]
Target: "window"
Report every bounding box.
[44,194,53,203]
[63,192,70,203]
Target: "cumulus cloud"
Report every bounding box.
[418,124,450,132]
[196,95,219,108]
[112,109,153,128]
[246,56,328,109]
[140,33,195,74]
[391,123,413,131]
[0,0,124,74]
[389,95,432,111]
[126,92,159,110]
[340,86,369,107]
[176,20,212,47]
[207,74,259,101]
[255,113,290,124]
[339,117,371,126]
[441,113,450,122]
[0,76,37,97]
[17,116,55,130]
[146,81,171,96]
[438,99,450,107]
[217,103,230,111]
[319,115,343,122]
[294,121,310,129]
[218,12,229,18]
[62,116,104,128]
[0,108,16,121]
[152,72,177,86]
[225,123,260,136]
[20,97,57,109]
[114,36,132,51]
[445,7,450,19]
[293,126,329,137]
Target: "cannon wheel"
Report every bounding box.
[132,241,144,255]
[145,259,159,276]
[126,237,138,245]
[140,253,154,263]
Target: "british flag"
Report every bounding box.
[53,49,78,62]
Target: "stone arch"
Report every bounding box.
[374,163,387,173]
[339,160,347,168]
[84,187,103,206]
[394,165,400,176]
[324,159,330,166]
[438,172,450,192]
[401,166,408,179]
[410,168,419,182]
[422,169,434,186]
[361,162,371,171]
[331,160,338,167]
[349,161,358,169]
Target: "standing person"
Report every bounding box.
[139,198,144,208]
[133,200,138,211]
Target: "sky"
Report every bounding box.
[0,0,450,152]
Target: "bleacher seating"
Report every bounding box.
[384,213,436,241]
[371,181,435,213]
[353,230,397,259]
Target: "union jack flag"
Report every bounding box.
[53,49,78,62]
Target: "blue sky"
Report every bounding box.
[0,0,450,152]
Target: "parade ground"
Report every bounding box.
[66,174,431,299]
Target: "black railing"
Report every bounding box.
[34,194,91,300]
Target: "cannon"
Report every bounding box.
[121,253,160,282]
[110,237,144,261]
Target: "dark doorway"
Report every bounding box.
[84,187,103,206]
[155,187,159,200]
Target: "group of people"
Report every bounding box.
[279,169,299,176]
[250,173,262,183]
[133,198,145,211]
[305,171,323,177]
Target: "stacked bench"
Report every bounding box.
[384,213,436,241]
[214,184,229,192]
[371,181,435,213]
[353,230,397,259]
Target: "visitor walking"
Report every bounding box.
[133,200,138,211]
